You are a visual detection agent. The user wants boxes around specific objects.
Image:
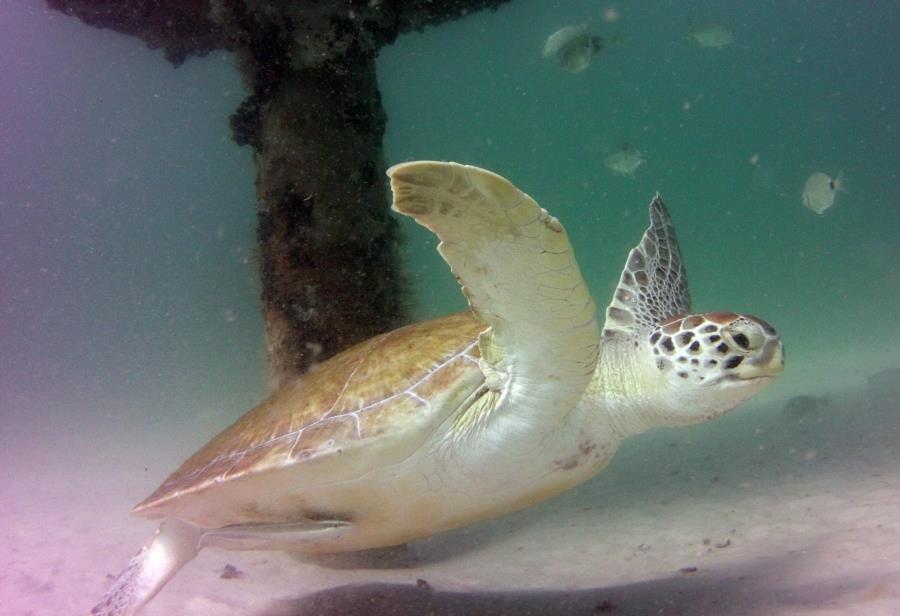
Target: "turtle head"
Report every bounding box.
[599,194,783,432]
[648,311,784,424]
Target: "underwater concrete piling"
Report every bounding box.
[48,0,511,388]
[218,1,406,390]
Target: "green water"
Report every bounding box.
[380,0,899,396]
[2,1,896,415]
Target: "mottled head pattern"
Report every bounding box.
[650,312,784,386]
[603,195,690,338]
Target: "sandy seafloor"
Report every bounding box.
[3,366,900,616]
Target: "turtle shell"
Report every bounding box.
[133,312,486,519]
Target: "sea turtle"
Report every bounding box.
[92,161,784,615]
[542,23,604,73]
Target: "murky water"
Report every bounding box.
[2,1,898,614]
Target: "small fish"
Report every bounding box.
[543,23,604,73]
[802,171,845,214]
[688,20,735,49]
[604,143,645,177]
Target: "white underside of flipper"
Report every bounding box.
[388,162,599,436]
[91,518,200,616]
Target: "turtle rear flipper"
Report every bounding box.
[92,518,200,616]
[93,517,359,614]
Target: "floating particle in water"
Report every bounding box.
[688,21,735,48]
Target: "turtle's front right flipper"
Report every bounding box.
[388,162,599,435]
[91,518,201,616]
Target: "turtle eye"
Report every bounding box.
[725,320,765,352]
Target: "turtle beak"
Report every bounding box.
[735,337,784,381]
[736,315,784,380]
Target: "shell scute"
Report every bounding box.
[133,312,485,515]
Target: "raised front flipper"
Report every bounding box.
[388,162,599,432]
[602,194,691,340]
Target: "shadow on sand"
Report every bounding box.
[265,548,880,616]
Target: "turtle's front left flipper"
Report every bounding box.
[388,162,599,433]
[91,518,201,616]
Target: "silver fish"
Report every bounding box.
[543,24,604,73]
[604,143,645,177]
[688,21,735,49]
[802,171,845,214]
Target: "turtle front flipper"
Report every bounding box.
[388,162,599,432]
[602,194,691,340]
[91,518,200,616]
